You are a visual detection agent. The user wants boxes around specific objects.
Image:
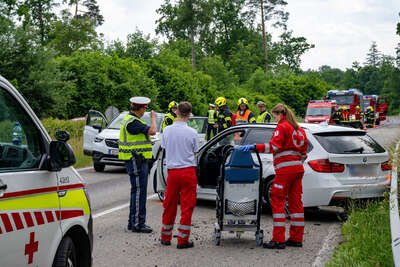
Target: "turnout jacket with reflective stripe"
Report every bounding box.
[255,116,308,174]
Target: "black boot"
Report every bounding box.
[263,240,285,249]
[285,240,303,247]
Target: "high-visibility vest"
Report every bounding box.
[235,109,255,124]
[162,112,176,130]
[207,110,216,124]
[256,111,271,123]
[118,114,152,160]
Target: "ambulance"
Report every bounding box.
[0,76,92,266]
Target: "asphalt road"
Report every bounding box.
[79,119,400,267]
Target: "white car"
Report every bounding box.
[152,123,391,209]
[84,110,208,172]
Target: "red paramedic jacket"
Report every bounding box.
[255,116,308,174]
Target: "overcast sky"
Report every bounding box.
[95,0,400,70]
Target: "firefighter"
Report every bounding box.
[160,102,199,249]
[239,103,308,249]
[340,106,350,126]
[214,96,232,133]
[162,101,178,131]
[365,106,375,128]
[235,98,256,125]
[206,103,217,141]
[256,101,272,123]
[352,105,363,129]
[119,96,157,233]
[332,107,342,125]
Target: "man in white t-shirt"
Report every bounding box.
[160,101,199,249]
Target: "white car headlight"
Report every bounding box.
[94,136,104,143]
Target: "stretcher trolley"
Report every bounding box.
[213,147,264,246]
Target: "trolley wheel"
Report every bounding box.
[255,230,264,246]
[213,228,221,246]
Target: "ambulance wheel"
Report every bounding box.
[52,236,77,267]
[255,230,264,246]
[93,163,105,172]
[213,229,221,246]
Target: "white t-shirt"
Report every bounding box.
[161,121,199,169]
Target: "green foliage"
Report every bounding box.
[327,200,392,267]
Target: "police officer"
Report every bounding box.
[119,96,157,233]
[256,101,272,123]
[206,103,217,141]
[214,96,232,133]
[162,101,178,131]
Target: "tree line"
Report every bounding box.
[0,1,399,119]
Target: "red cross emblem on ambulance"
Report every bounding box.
[25,231,38,264]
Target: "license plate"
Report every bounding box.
[108,148,118,156]
[348,164,378,177]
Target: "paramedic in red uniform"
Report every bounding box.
[239,103,308,249]
[160,101,199,249]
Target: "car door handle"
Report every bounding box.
[0,183,6,191]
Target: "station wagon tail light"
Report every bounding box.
[381,161,392,171]
[308,159,345,173]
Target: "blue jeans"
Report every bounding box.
[125,157,149,229]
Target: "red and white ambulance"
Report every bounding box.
[0,75,92,267]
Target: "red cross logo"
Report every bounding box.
[292,130,305,147]
[25,232,39,264]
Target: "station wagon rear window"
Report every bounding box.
[314,132,385,154]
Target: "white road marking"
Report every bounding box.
[76,166,93,171]
[312,224,341,267]
[93,193,159,219]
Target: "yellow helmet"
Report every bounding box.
[215,97,227,107]
[342,106,347,110]
[356,105,360,109]
[367,106,374,111]
[168,101,178,110]
[237,97,249,106]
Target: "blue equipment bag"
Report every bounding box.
[224,148,260,184]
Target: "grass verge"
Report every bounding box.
[42,118,92,168]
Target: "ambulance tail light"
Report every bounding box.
[381,161,392,171]
[308,159,345,173]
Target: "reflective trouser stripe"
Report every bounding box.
[275,161,303,170]
[273,222,286,227]
[178,224,191,230]
[177,232,189,238]
[273,213,286,219]
[161,231,172,235]
[290,221,305,226]
[163,224,173,230]
[290,213,304,218]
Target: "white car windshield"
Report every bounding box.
[107,112,163,132]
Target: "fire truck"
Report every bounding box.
[305,100,337,124]
[363,95,389,126]
[325,89,364,128]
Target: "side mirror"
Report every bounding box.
[55,130,70,142]
[48,141,76,171]
[92,124,102,132]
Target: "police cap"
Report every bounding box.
[129,96,151,107]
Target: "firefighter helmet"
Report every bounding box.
[237,97,249,106]
[342,106,347,110]
[356,105,360,109]
[168,101,178,110]
[367,106,374,111]
[215,97,227,107]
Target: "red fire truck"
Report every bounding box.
[305,100,337,124]
[363,95,389,126]
[326,89,364,128]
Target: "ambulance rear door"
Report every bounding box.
[0,77,62,267]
